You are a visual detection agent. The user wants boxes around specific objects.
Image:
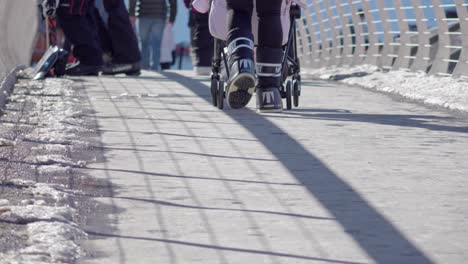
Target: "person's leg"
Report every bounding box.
[103,0,141,63]
[191,12,213,75]
[90,5,113,56]
[255,0,283,112]
[57,1,103,75]
[138,17,152,70]
[225,0,255,109]
[149,18,166,71]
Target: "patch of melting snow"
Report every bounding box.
[32,183,69,202]
[0,211,86,263]
[0,138,16,147]
[111,92,158,99]
[0,205,73,224]
[0,180,85,263]
[306,65,468,112]
[0,77,91,263]
[32,155,86,168]
[37,165,71,175]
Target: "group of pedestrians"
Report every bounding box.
[42,0,177,76]
[43,0,288,112]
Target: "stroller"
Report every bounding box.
[207,0,303,110]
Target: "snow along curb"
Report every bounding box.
[305,65,468,112]
[0,66,21,110]
[0,180,86,263]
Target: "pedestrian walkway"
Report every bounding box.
[78,71,468,264]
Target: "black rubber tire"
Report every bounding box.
[217,81,224,109]
[293,79,300,107]
[286,80,292,110]
[211,78,218,107]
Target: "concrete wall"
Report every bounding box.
[0,1,38,108]
[296,0,467,79]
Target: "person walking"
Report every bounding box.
[159,23,176,70]
[225,0,284,112]
[99,0,142,75]
[129,0,177,71]
[51,0,104,75]
[185,0,213,76]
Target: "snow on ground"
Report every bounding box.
[306,65,468,112]
[0,180,86,263]
[0,77,90,263]
[111,92,158,99]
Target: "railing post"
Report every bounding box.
[323,0,342,66]
[452,0,468,78]
[375,0,394,69]
[336,1,354,67]
[392,1,413,70]
[429,0,452,75]
[301,4,322,68]
[409,0,432,73]
[311,0,331,66]
[348,0,366,65]
[361,0,381,66]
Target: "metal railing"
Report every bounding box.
[296,0,468,79]
[0,0,38,108]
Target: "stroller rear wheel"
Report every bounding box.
[217,81,224,109]
[293,79,300,107]
[285,80,292,110]
[211,78,218,107]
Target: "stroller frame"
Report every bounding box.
[210,4,302,110]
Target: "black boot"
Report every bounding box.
[225,36,256,109]
[255,47,284,113]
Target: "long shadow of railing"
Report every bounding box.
[161,72,433,264]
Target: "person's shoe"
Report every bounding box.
[256,87,283,113]
[225,37,256,109]
[102,62,141,76]
[255,47,284,113]
[65,63,101,76]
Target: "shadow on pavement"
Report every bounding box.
[266,110,468,134]
[85,230,365,264]
[161,72,434,264]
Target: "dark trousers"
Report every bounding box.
[57,0,103,65]
[102,0,141,63]
[189,12,213,67]
[226,0,282,58]
[226,0,283,86]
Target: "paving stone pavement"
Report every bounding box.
[77,70,468,264]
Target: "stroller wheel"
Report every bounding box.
[210,78,218,107]
[293,79,300,107]
[286,80,292,110]
[217,81,224,109]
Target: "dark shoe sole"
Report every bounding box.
[226,73,255,109]
[257,107,283,113]
[125,70,141,76]
[102,69,141,76]
[65,71,100,76]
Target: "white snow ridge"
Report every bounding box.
[306,65,468,112]
[0,183,86,264]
